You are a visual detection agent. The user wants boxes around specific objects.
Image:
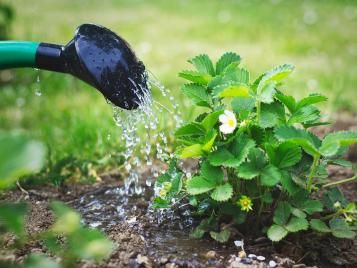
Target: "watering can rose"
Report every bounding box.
[219,110,237,134]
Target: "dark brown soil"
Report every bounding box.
[0,115,356,268]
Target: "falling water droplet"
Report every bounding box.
[34,68,42,96]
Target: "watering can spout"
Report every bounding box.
[0,24,149,110]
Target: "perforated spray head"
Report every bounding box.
[36,24,149,109]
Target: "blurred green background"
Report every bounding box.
[0,0,356,172]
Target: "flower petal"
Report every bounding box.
[224,110,235,118]
[220,124,235,134]
[219,114,228,123]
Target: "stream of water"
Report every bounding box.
[111,73,182,197]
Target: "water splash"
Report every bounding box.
[111,72,182,198]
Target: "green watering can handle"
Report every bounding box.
[0,41,40,70]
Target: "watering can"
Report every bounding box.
[0,23,148,109]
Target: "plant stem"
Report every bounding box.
[307,154,320,192]
[256,101,261,124]
[320,212,339,221]
[257,176,264,218]
[322,175,357,188]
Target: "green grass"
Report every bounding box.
[0,0,356,169]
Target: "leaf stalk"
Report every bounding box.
[307,154,320,192]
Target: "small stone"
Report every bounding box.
[229,261,241,268]
[292,265,306,268]
[136,254,150,265]
[241,257,253,264]
[248,254,257,259]
[160,257,168,264]
[127,217,137,224]
[257,256,266,261]
[269,260,277,267]
[238,250,246,258]
[234,240,244,248]
[165,263,177,268]
[205,250,217,259]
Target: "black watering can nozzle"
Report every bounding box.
[0,24,149,110]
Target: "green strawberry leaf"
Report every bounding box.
[260,164,281,187]
[179,70,212,85]
[322,187,348,210]
[181,84,211,108]
[288,105,321,125]
[262,192,273,204]
[273,201,292,225]
[275,93,297,113]
[226,67,250,84]
[285,217,309,232]
[152,197,171,209]
[0,132,46,189]
[210,135,255,168]
[267,224,288,242]
[296,94,327,110]
[211,183,233,202]
[257,82,276,104]
[209,229,231,243]
[328,159,353,168]
[177,144,203,159]
[216,52,241,75]
[275,126,321,156]
[269,142,302,169]
[208,148,235,166]
[0,202,28,238]
[303,200,323,215]
[189,54,215,76]
[237,162,260,180]
[319,131,357,157]
[200,161,224,183]
[231,97,255,119]
[217,84,250,98]
[202,129,217,152]
[280,171,300,195]
[190,226,206,238]
[259,102,285,128]
[237,148,267,179]
[186,176,217,195]
[201,110,224,131]
[22,254,60,268]
[257,63,295,90]
[329,218,356,239]
[175,122,206,137]
[230,134,256,163]
[310,219,331,233]
[291,208,307,218]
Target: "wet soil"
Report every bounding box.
[0,115,356,268]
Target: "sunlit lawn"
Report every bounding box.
[0,0,356,169]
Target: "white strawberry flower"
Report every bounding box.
[219,110,237,134]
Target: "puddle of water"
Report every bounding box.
[72,184,236,263]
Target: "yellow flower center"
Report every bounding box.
[227,118,235,127]
[238,195,253,212]
[242,200,250,206]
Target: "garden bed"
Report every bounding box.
[1,115,356,268]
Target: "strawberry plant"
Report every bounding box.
[153,52,357,242]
